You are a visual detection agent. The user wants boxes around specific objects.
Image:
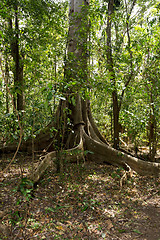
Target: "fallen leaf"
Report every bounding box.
[106,219,113,230]
[56,225,64,231]
[102,232,106,238]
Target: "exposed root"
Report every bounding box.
[29,123,160,184]
[120,165,133,189]
[30,128,84,183]
[1,97,160,183]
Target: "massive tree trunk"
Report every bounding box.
[29,95,160,183]
[1,0,160,182]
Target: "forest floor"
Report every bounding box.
[0,153,160,240]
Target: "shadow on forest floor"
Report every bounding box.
[0,153,160,240]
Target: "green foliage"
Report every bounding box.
[19,177,34,200]
[9,210,23,226]
[90,0,160,147]
[111,167,124,179]
[0,0,160,151]
[0,0,68,142]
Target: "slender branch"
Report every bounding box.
[129,0,137,16]
[119,0,136,110]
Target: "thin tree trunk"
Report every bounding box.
[106,0,136,149]
[15,4,23,111]
[5,59,9,113]
[9,3,24,111]
[106,0,120,149]
[149,106,156,162]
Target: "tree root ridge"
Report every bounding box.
[1,97,160,182]
[29,126,84,183]
[29,125,160,184]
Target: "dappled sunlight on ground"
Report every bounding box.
[0,154,160,239]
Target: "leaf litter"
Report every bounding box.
[0,153,160,239]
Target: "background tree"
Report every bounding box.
[9,1,24,111]
[0,0,67,142]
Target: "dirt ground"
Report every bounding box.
[0,153,160,240]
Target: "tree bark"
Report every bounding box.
[9,2,24,111]
[5,59,9,113]
[106,0,136,149]
[106,0,120,149]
